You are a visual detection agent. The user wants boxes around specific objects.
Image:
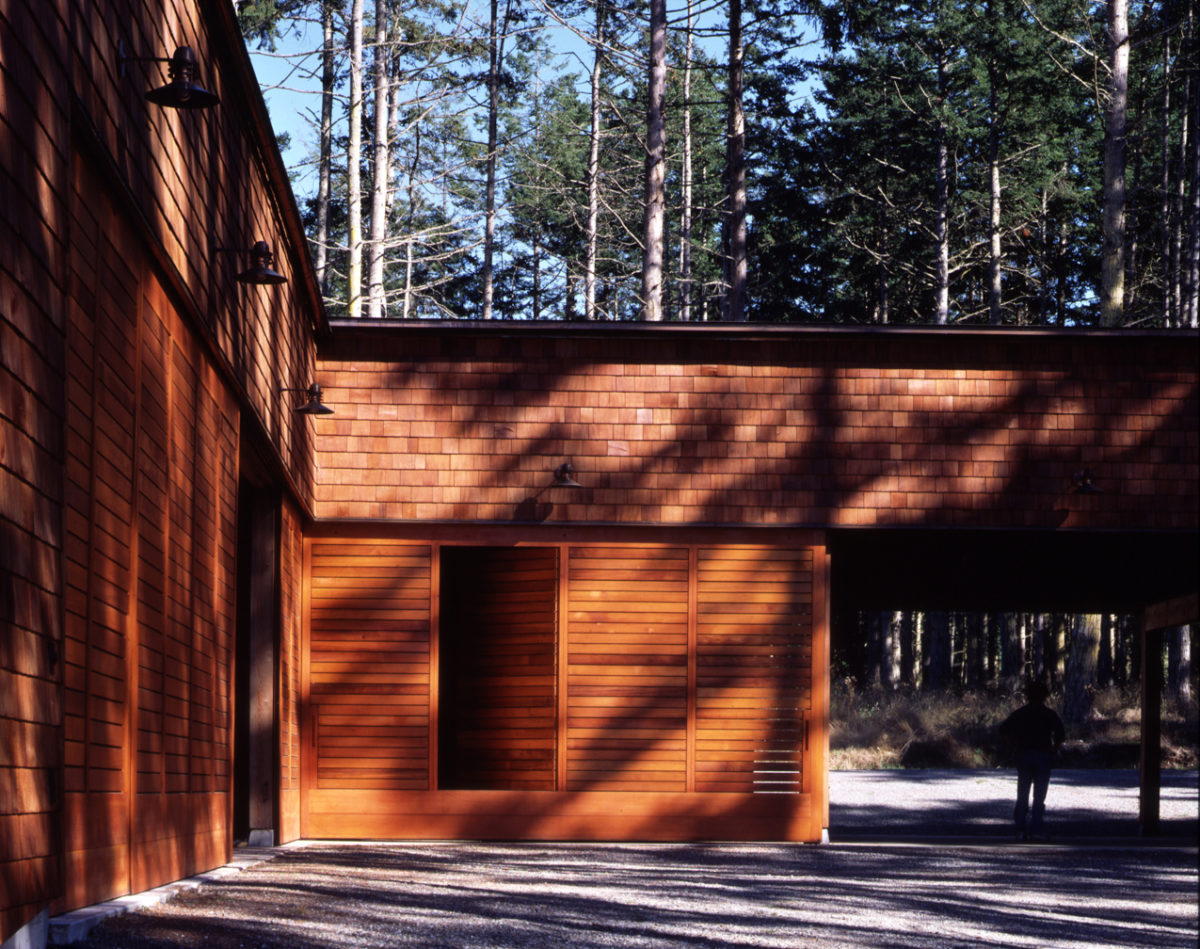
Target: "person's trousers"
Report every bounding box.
[1014,751,1054,836]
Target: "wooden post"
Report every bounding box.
[1138,621,1161,837]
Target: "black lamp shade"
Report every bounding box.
[145,46,220,109]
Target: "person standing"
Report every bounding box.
[1000,680,1066,841]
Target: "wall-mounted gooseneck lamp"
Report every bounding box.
[118,41,220,110]
[552,462,582,488]
[1070,468,1103,494]
[283,384,334,416]
[214,240,288,285]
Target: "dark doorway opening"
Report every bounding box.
[438,547,559,790]
[233,479,254,843]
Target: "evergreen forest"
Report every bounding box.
[238,0,1200,327]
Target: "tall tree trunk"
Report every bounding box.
[347,0,365,318]
[934,45,950,325]
[314,0,335,296]
[482,0,510,320]
[925,611,952,691]
[1097,613,1114,688]
[1188,58,1200,327]
[886,611,903,690]
[1000,613,1023,688]
[900,611,916,687]
[585,1,605,321]
[367,0,389,319]
[641,0,667,321]
[1099,0,1129,326]
[678,0,694,322]
[1063,614,1102,724]
[1167,625,1193,702]
[988,71,1003,325]
[1163,33,1175,326]
[726,0,747,321]
[966,613,985,690]
[402,124,420,320]
[1173,72,1189,324]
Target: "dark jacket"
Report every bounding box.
[1000,703,1065,755]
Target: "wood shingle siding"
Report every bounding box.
[315,325,1197,532]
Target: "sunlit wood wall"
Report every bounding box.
[1,0,321,938]
[313,324,1198,532]
[301,533,829,843]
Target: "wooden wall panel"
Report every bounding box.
[1,7,71,932]
[55,155,240,910]
[695,548,813,794]
[565,547,689,793]
[308,542,432,791]
[301,534,827,842]
[277,498,303,842]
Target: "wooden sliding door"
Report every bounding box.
[302,536,827,841]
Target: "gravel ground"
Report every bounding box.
[73,770,1198,949]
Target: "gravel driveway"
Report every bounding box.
[68,770,1198,949]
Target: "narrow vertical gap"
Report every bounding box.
[557,544,569,792]
[429,543,441,792]
[686,546,698,792]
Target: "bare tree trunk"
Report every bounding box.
[585,1,605,321]
[1167,625,1193,702]
[726,0,747,322]
[482,0,511,320]
[886,611,903,691]
[367,0,389,319]
[900,611,916,687]
[1163,33,1175,326]
[314,0,335,295]
[1098,613,1114,688]
[1063,614,1102,724]
[1000,613,1023,688]
[925,611,952,691]
[934,47,950,325]
[347,0,365,318]
[678,0,694,322]
[641,0,667,321]
[1099,0,1129,326]
[988,71,1003,325]
[402,125,419,320]
[966,613,985,690]
[1188,60,1200,327]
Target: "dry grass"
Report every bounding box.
[829,681,1200,770]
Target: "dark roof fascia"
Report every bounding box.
[207,3,330,338]
[320,319,1200,353]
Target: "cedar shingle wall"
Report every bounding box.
[0,1,70,940]
[66,3,318,499]
[4,0,321,935]
[59,158,240,910]
[314,330,1198,531]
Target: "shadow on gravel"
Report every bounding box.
[76,842,1200,949]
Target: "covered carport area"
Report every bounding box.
[828,527,1200,835]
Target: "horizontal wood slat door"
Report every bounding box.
[565,547,689,792]
[308,542,432,790]
[695,547,813,793]
[439,548,558,790]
